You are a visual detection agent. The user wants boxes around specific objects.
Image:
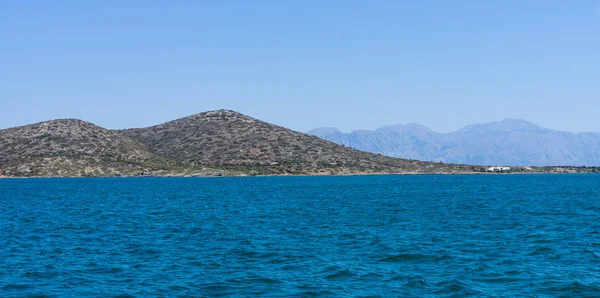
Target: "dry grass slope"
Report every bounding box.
[4,110,587,177]
[0,119,165,177]
[120,110,477,175]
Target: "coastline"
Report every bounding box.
[0,170,596,179]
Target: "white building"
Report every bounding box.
[487,166,511,172]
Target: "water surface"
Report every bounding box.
[2,175,600,296]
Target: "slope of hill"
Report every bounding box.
[0,119,164,177]
[309,119,600,166]
[119,110,473,175]
[2,111,596,177]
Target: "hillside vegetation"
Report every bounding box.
[120,110,476,175]
[0,119,164,177]
[1,110,597,177]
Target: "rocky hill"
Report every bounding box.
[1,111,597,177]
[119,110,473,175]
[309,119,600,166]
[0,119,164,177]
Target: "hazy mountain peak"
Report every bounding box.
[499,118,540,128]
[307,127,342,137]
[376,123,434,134]
[459,118,542,133]
[311,119,600,166]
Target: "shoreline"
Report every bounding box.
[0,171,597,179]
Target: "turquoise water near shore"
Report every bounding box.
[2,175,600,297]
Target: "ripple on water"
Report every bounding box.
[2,175,600,296]
[378,253,430,263]
[403,275,429,289]
[2,284,34,291]
[325,269,356,281]
[432,279,485,296]
[541,281,600,297]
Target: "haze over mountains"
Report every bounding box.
[309,119,600,166]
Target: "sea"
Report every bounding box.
[1,174,600,297]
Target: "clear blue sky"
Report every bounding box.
[1,1,598,133]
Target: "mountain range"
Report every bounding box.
[309,119,600,166]
[0,110,492,177]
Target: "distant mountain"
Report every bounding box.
[309,119,600,166]
[0,110,483,177]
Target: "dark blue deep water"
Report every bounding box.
[2,175,600,297]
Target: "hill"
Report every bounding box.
[2,111,597,177]
[309,119,600,166]
[0,119,164,177]
[119,110,473,176]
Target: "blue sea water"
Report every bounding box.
[1,175,600,297]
